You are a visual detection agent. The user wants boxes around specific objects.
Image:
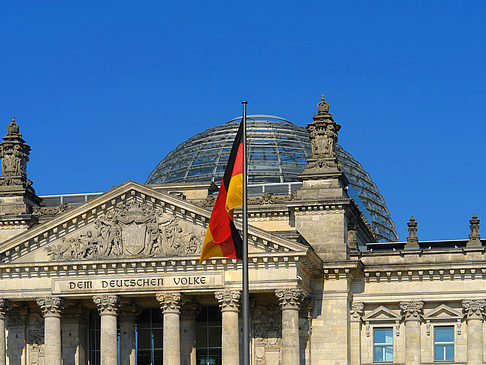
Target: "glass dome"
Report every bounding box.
[146,115,398,242]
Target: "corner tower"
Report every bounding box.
[0,117,40,241]
[291,96,375,260]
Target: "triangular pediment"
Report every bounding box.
[364,306,401,322]
[424,304,462,320]
[0,181,314,265]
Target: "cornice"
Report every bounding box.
[361,261,486,282]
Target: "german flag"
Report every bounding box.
[199,121,243,263]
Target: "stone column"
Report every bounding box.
[276,288,307,365]
[0,300,9,365]
[215,290,241,365]
[181,300,199,365]
[156,292,182,365]
[462,299,486,365]
[119,300,139,365]
[350,302,364,365]
[400,301,424,365]
[93,295,119,365]
[36,296,63,365]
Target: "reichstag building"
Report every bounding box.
[0,97,483,364]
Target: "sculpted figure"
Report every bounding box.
[145,221,161,255]
[325,124,337,157]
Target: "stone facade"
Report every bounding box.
[0,102,483,364]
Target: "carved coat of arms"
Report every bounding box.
[46,200,205,260]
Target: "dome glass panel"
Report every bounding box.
[146,116,398,242]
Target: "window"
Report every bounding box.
[196,306,222,365]
[88,309,101,365]
[137,308,163,365]
[373,327,393,362]
[434,326,454,361]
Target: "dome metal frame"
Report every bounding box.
[146,116,399,242]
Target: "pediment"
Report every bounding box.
[424,304,462,320]
[363,306,401,322]
[0,181,312,265]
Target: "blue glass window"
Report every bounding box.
[373,327,393,362]
[434,326,454,361]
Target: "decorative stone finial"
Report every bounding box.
[301,95,342,174]
[467,214,481,247]
[11,116,14,122]
[405,216,419,249]
[7,118,19,136]
[0,117,28,178]
[317,94,330,114]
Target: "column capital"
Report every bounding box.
[400,300,424,322]
[156,292,183,314]
[0,299,11,320]
[275,288,308,310]
[93,295,119,316]
[350,302,364,321]
[462,299,486,320]
[215,290,241,312]
[37,296,63,318]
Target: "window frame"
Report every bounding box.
[433,325,455,362]
[373,326,394,363]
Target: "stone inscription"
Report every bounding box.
[52,273,223,294]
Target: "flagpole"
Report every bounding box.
[241,100,250,365]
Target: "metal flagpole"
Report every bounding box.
[241,100,250,365]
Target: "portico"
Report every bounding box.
[0,181,318,365]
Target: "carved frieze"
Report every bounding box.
[156,292,182,313]
[45,200,205,261]
[275,288,307,310]
[93,295,119,316]
[462,299,486,320]
[400,301,424,322]
[36,296,63,318]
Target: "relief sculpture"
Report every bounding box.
[46,200,205,260]
[252,305,282,365]
[27,314,44,365]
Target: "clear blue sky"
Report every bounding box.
[1,1,485,241]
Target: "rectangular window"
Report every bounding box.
[373,327,393,362]
[196,306,222,365]
[137,308,163,365]
[434,326,454,361]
